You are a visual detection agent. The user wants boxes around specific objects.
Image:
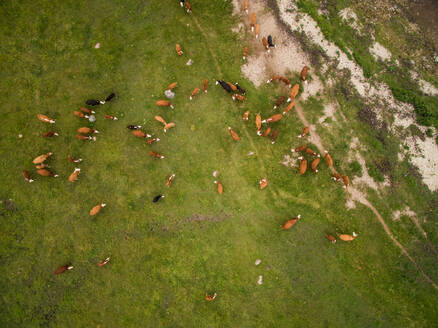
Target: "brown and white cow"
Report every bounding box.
[273,96,285,109]
[287,84,300,102]
[163,122,175,133]
[243,110,250,121]
[149,151,164,159]
[37,114,55,124]
[259,178,268,190]
[68,156,82,163]
[190,88,200,100]
[282,215,301,229]
[250,13,256,31]
[203,79,208,93]
[80,107,95,114]
[73,111,89,119]
[37,169,58,177]
[132,130,152,138]
[33,152,53,164]
[243,0,248,14]
[166,174,175,187]
[77,127,98,134]
[262,37,269,51]
[98,257,110,267]
[205,293,217,301]
[298,156,307,175]
[326,234,336,243]
[342,175,350,188]
[305,147,320,157]
[262,113,282,124]
[311,158,320,172]
[338,232,357,241]
[298,126,309,138]
[54,264,73,275]
[291,144,307,153]
[104,114,118,120]
[156,100,174,109]
[300,66,309,82]
[155,115,167,125]
[283,101,295,115]
[324,151,333,167]
[146,138,160,144]
[214,181,223,194]
[42,131,59,137]
[266,75,280,83]
[243,46,248,60]
[279,76,291,87]
[76,134,96,141]
[22,170,34,183]
[90,203,106,216]
[228,127,240,141]
[176,44,183,55]
[167,82,177,90]
[270,130,279,144]
[232,94,245,101]
[68,168,81,182]
[261,127,271,137]
[255,24,260,38]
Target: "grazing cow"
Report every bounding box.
[132,130,152,138]
[338,232,357,241]
[227,82,237,92]
[153,194,165,202]
[33,152,53,164]
[216,80,233,93]
[255,24,260,38]
[203,79,208,93]
[98,257,110,267]
[37,169,58,177]
[68,156,82,163]
[77,127,98,134]
[166,174,175,187]
[155,115,167,125]
[298,126,309,138]
[243,46,248,60]
[176,44,183,55]
[214,181,223,194]
[291,144,307,153]
[235,83,246,94]
[80,107,95,114]
[324,151,333,167]
[205,293,217,301]
[73,111,89,119]
[282,215,301,229]
[279,76,290,86]
[266,75,280,83]
[232,93,245,101]
[42,131,59,138]
[228,127,240,141]
[311,158,320,172]
[243,0,248,14]
[54,265,73,275]
[180,0,184,7]
[126,125,142,130]
[149,151,164,159]
[326,234,336,243]
[298,156,307,175]
[262,113,282,124]
[283,101,295,115]
[273,96,285,109]
[90,203,106,216]
[163,122,175,133]
[267,35,275,48]
[22,170,34,183]
[156,100,174,109]
[270,130,278,144]
[250,13,256,31]
[256,114,262,132]
[190,87,200,100]
[259,178,268,190]
[86,93,115,106]
[35,163,49,169]
[76,134,96,141]
[37,114,55,124]
[332,172,341,181]
[287,84,300,102]
[261,127,271,137]
[305,147,320,157]
[167,82,177,90]
[146,138,160,144]
[68,168,81,182]
[342,175,350,188]
[300,66,309,81]
[185,1,191,13]
[243,111,250,121]
[262,37,269,51]
[104,114,118,120]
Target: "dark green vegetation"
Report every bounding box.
[1,0,437,327]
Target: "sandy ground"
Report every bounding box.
[369,42,392,62]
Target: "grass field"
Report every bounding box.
[1,0,438,327]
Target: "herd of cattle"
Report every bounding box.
[20,0,357,300]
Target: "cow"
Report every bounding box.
[22,170,34,183]
[342,175,350,188]
[203,79,208,93]
[37,114,55,124]
[190,87,200,100]
[214,181,223,194]
[262,37,269,51]
[250,13,256,31]
[261,127,271,137]
[104,114,118,120]
[216,80,233,93]
[149,151,165,159]
[266,75,280,83]
[166,174,175,187]
[80,107,95,114]
[300,66,309,82]
[305,147,320,157]
[255,24,260,38]
[256,114,262,132]
[227,82,237,92]
[291,145,307,153]
[185,1,191,13]
[283,101,295,115]
[332,172,341,181]
[86,93,115,106]
[235,83,246,95]
[338,232,357,241]
[54,264,73,275]
[326,234,336,243]
[73,111,89,119]
[232,93,245,101]
[259,178,268,190]
[37,169,58,177]
[262,113,282,124]
[76,135,96,141]
[298,156,307,175]
[205,293,217,301]
[282,215,301,229]
[98,257,110,267]
[243,0,248,14]
[176,44,183,55]
[35,163,49,169]
[228,127,240,141]
[270,130,278,144]
[33,152,53,164]
[311,158,320,172]
[324,151,333,167]
[279,76,291,87]
[156,100,174,109]
[163,122,175,133]
[77,127,98,134]
[126,125,142,130]
[132,130,152,138]
[42,131,59,138]
[155,115,167,125]
[298,126,309,138]
[273,96,285,109]
[68,156,82,163]
[146,138,160,144]
[167,82,177,90]
[287,84,300,102]
[267,35,275,48]
[243,46,248,60]
[90,203,106,216]
[180,0,184,7]
[243,111,250,121]
[68,168,81,182]
[153,194,165,202]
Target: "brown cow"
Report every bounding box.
[250,13,256,31]
[326,234,336,243]
[104,114,118,120]
[98,257,110,267]
[166,174,175,187]
[73,111,88,119]
[332,172,341,181]
[298,126,309,138]
[149,151,164,159]
[54,264,73,275]
[35,163,49,169]
[37,114,55,124]
[262,37,269,50]
[232,94,245,101]
[132,130,152,138]
[266,75,280,83]
[146,138,160,144]
[214,181,223,194]
[190,87,200,100]
[283,101,295,115]
[163,122,175,133]
[167,82,177,90]
[342,175,350,188]
[42,131,59,137]
[243,0,248,14]
[155,115,167,125]
[279,76,290,87]
[273,96,285,109]
[287,84,300,102]
[311,158,320,172]
[80,107,95,114]
[77,127,98,134]
[255,114,262,131]
[68,156,82,163]
[243,110,250,121]
[243,46,248,60]
[68,168,81,182]
[228,127,240,141]
[291,144,307,153]
[90,203,106,216]
[282,215,301,229]
[270,130,278,144]
[22,170,34,183]
[156,100,174,109]
[261,127,271,137]
[262,113,282,124]
[227,82,237,92]
[205,293,217,301]
[300,66,309,82]
[338,232,357,241]
[76,134,96,141]
[259,178,268,190]
[203,79,208,93]
[305,147,320,157]
[298,156,307,175]
[185,1,192,13]
[324,151,333,167]
[255,24,260,38]
[33,152,53,164]
[176,43,183,55]
[37,169,58,177]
